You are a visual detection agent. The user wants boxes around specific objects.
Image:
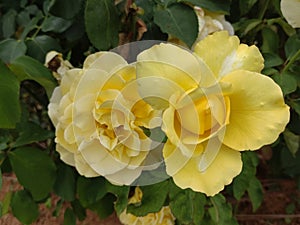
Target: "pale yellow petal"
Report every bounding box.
[74,153,99,177]
[56,144,75,166]
[281,0,300,28]
[221,70,290,150]
[194,31,264,78]
[83,51,128,73]
[163,140,242,196]
[79,140,128,175]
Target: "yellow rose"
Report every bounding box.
[119,187,175,225]
[281,0,300,28]
[48,51,161,185]
[136,31,290,196]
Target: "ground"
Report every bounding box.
[0,173,299,225]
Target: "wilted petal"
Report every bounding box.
[221,70,290,150]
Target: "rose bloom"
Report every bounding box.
[119,187,175,225]
[48,51,161,185]
[136,31,290,196]
[168,6,234,47]
[281,0,300,28]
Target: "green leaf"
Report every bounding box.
[154,3,198,48]
[239,0,258,15]
[41,16,73,33]
[232,152,258,200]
[9,147,56,201]
[169,188,206,224]
[53,164,76,201]
[63,208,76,225]
[11,190,39,225]
[179,0,231,14]
[13,121,54,148]
[209,194,238,225]
[285,34,300,60]
[2,191,12,216]
[106,181,129,216]
[247,177,263,211]
[0,39,27,63]
[71,199,86,221]
[283,129,300,157]
[127,180,169,216]
[0,61,21,129]
[85,0,120,50]
[49,0,83,19]
[26,35,62,62]
[233,19,262,37]
[19,11,44,40]
[89,194,116,219]
[9,55,57,98]
[263,52,284,68]
[77,176,107,207]
[261,27,280,54]
[273,72,297,96]
[2,9,17,38]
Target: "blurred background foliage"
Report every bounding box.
[0,0,299,224]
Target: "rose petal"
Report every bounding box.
[221,70,290,150]
[281,0,300,28]
[194,31,264,78]
[163,139,242,196]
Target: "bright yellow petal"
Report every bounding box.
[281,0,300,28]
[163,139,242,196]
[194,31,264,78]
[136,43,213,109]
[221,70,290,150]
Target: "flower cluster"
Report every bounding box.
[48,31,289,196]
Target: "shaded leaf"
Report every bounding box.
[85,0,120,50]
[13,121,54,148]
[0,61,20,128]
[261,27,279,54]
[106,181,129,216]
[9,55,57,98]
[233,152,258,200]
[77,176,107,207]
[169,187,206,224]
[179,0,231,14]
[209,194,238,225]
[283,129,300,157]
[247,177,263,211]
[11,190,39,225]
[54,164,76,201]
[0,39,27,63]
[273,72,297,96]
[127,180,169,216]
[26,35,61,62]
[2,9,17,38]
[263,52,283,68]
[41,16,73,33]
[154,3,198,48]
[89,194,116,219]
[49,0,83,19]
[71,199,86,221]
[63,208,76,225]
[9,147,56,201]
[285,34,300,60]
[239,0,258,15]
